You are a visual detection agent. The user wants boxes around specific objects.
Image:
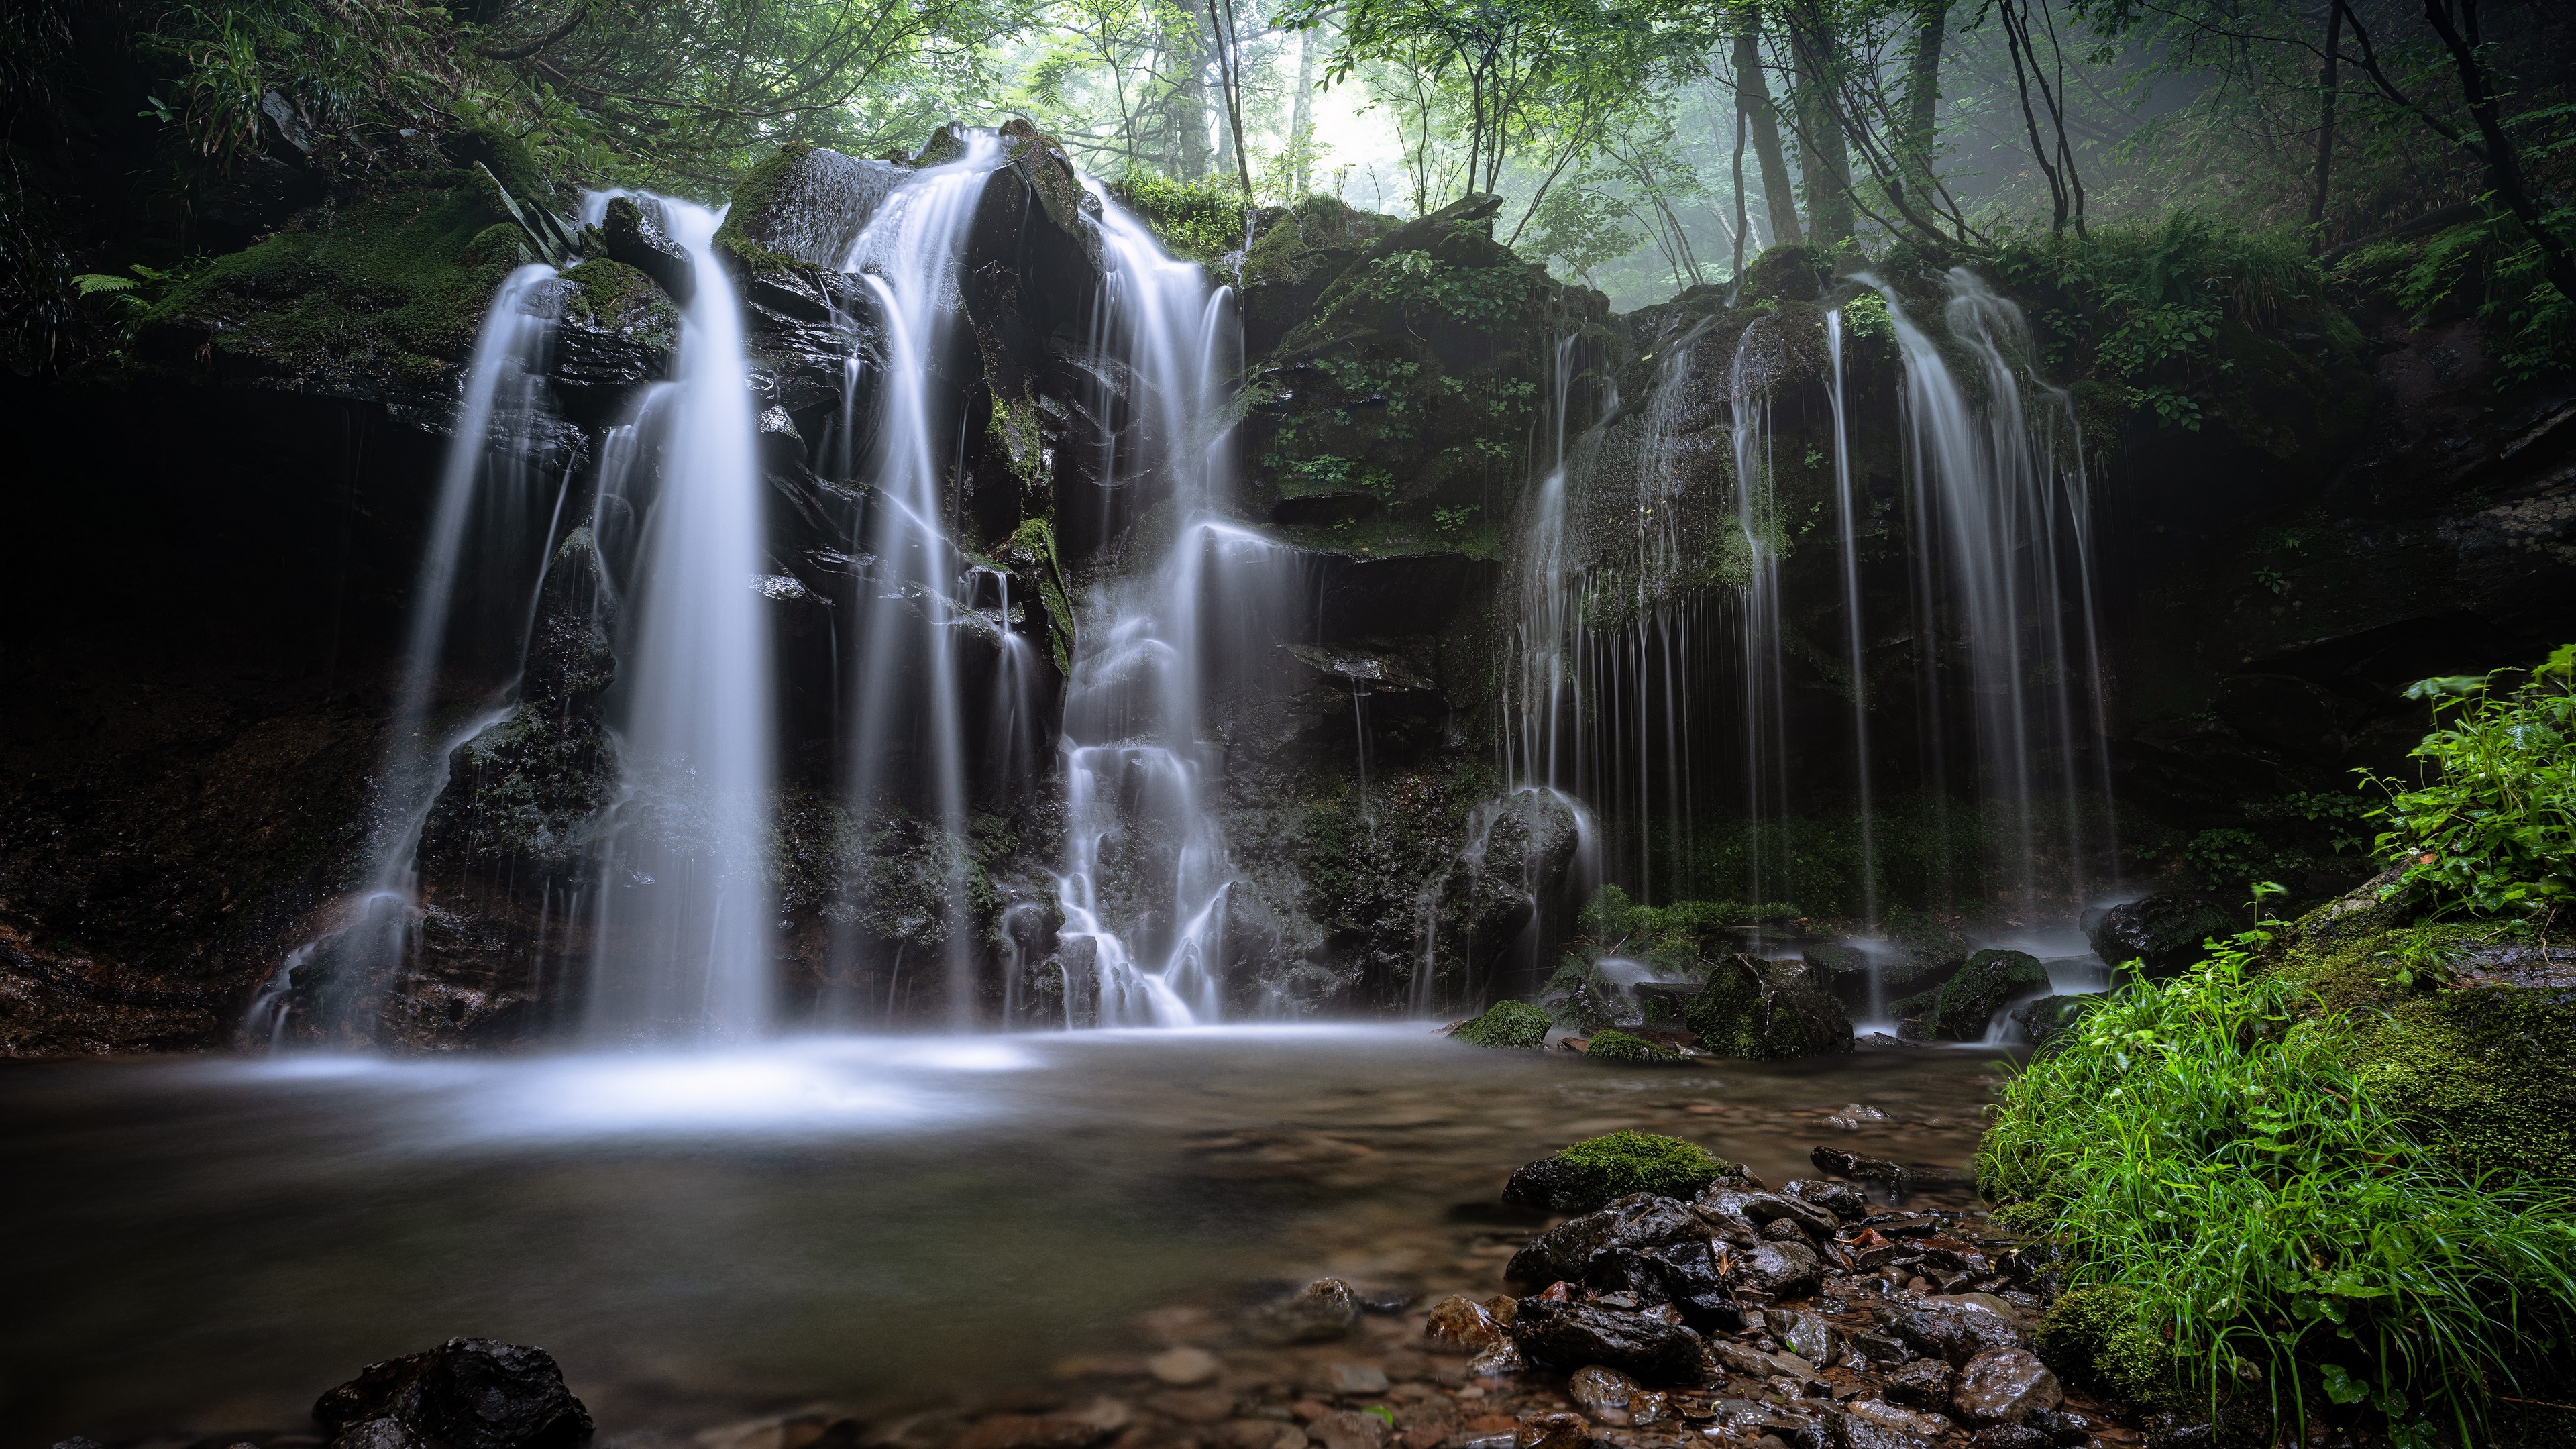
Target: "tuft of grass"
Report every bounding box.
[1982,894,2576,1442]
[1550,1130,1729,1201]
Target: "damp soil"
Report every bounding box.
[0,1027,2021,1447]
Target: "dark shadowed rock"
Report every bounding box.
[1512,1413,1589,1449]
[313,1338,592,1449]
[1951,1348,2061,1426]
[1683,954,1854,1059]
[1766,1308,1841,1366]
[1901,949,2050,1041]
[2012,994,2098,1049]
[1882,1357,1953,1409]
[1507,1298,1706,1384]
[1725,1240,1821,1297]
[1784,1178,1870,1222]
[1892,1305,2027,1366]
[1966,1427,2053,1449]
[1249,1277,1360,1344]
[2083,893,2233,978]
[1505,1193,1708,1284]
[602,197,694,306]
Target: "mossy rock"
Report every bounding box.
[2351,985,2576,1181]
[1502,1130,1731,1212]
[1583,1027,1686,1063]
[2036,1284,2181,1408]
[715,140,907,270]
[2017,993,2100,1049]
[1453,998,1550,1049]
[1682,953,1854,1059]
[140,170,523,392]
[1739,243,1827,304]
[1927,949,2051,1039]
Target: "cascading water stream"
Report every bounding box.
[1050,185,1276,1026]
[1726,330,1792,944]
[245,264,564,1044]
[1824,311,1880,936]
[583,197,779,1040]
[835,132,1004,1026]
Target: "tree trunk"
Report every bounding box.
[1163,9,1214,177]
[1789,6,1856,247]
[2308,2,2341,253]
[1898,0,1949,193]
[1733,28,1802,248]
[1292,28,1316,197]
[2417,0,2576,304]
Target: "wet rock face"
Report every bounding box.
[1895,949,2050,1041]
[715,142,909,268]
[1504,1193,1711,1283]
[1682,954,1855,1059]
[1949,1348,2062,1426]
[1890,1303,2029,1366]
[2084,893,2233,977]
[601,196,694,306]
[313,1338,592,1449]
[1507,1297,1707,1383]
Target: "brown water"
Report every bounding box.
[0,1028,2014,1447]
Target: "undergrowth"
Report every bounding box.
[2337,210,2576,386]
[1982,888,2576,1443]
[2362,644,2575,918]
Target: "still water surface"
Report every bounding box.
[0,1027,2012,1446]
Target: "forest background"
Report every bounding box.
[5,0,2575,368]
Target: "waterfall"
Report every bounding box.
[835,132,1004,1026]
[1867,267,2116,916]
[246,264,564,1043]
[1726,327,1791,943]
[1051,184,1275,1026]
[1825,311,1880,930]
[584,197,778,1040]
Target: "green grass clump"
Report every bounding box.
[1550,1130,1729,1201]
[2363,645,2574,918]
[1982,900,2576,1440]
[1452,998,1550,1049]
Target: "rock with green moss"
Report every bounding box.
[2351,982,2576,1181]
[2013,993,2100,1049]
[1917,949,2051,1040]
[2035,1285,2179,1408]
[1582,1027,1687,1064]
[1503,1130,1733,1212]
[551,259,679,399]
[1452,998,1551,1049]
[2084,892,2233,977]
[715,140,908,270]
[1682,953,1854,1059]
[601,196,694,305]
[1738,244,1827,304]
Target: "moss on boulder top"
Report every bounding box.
[1503,1130,1733,1212]
[1582,1027,1686,1063]
[1452,997,1550,1049]
[1683,953,1854,1059]
[1894,947,2050,1040]
[139,168,526,392]
[715,140,909,272]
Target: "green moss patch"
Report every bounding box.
[2353,987,2576,1181]
[1545,1130,1729,1203]
[1453,998,1550,1049]
[1583,1027,1684,1063]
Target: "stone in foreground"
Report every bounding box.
[313,1338,592,1449]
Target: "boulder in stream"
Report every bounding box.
[1896,949,2050,1040]
[1451,998,1550,1049]
[2082,893,2233,977]
[1507,1297,1707,1383]
[1502,1131,1735,1213]
[1682,954,1854,1059]
[313,1338,592,1449]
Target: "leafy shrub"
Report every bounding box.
[1982,896,2576,1438]
[2337,211,2576,386]
[1107,170,1246,263]
[2363,645,2575,917]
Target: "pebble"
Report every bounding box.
[1328,1364,1391,1395]
[1307,1409,1392,1449]
[1147,1348,1221,1387]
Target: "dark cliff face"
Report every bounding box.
[3,136,2571,1053]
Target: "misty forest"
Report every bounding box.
[3,0,2574,1447]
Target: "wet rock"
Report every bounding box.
[313,1338,592,1449]
[1512,1413,1590,1449]
[718,144,909,268]
[952,1418,1120,1449]
[1308,1411,1391,1449]
[1967,1428,2053,1449]
[1566,1364,1638,1421]
[1505,1193,1707,1283]
[1424,1295,1510,1352]
[2012,996,2097,1049]
[1784,1179,1869,1222]
[1214,1424,1309,1449]
[1683,954,1854,1059]
[1725,1240,1821,1298]
[1452,999,1551,1049]
[1809,1147,1971,1195]
[1842,1399,1951,1441]
[1253,1278,1362,1343]
[1147,1390,1238,1424]
[334,1424,432,1449]
[1328,1364,1390,1395]
[1880,1358,1953,1410]
[1949,1349,2061,1426]
[1759,1217,1807,1242]
[1146,1346,1220,1386]
[1800,943,1873,1006]
[1467,1339,1527,1377]
[1504,1132,1733,1214]
[1903,950,2050,1040]
[2084,894,2233,978]
[1633,1240,1748,1332]
[549,259,678,404]
[1891,1304,2026,1366]
[602,197,694,306]
[1765,1309,1841,1366]
[1834,1419,1935,1449]
[1507,1299,1706,1384]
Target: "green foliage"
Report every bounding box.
[1583,1026,1682,1062]
[1110,170,1246,263]
[1546,1129,1729,1201]
[1338,248,1542,327]
[1837,292,1892,344]
[2339,211,2576,387]
[1526,185,1640,284]
[1982,895,2576,1436]
[2362,646,2576,918]
[1453,997,1551,1048]
[2038,1285,2182,1407]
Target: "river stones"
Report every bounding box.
[1764,1308,1841,1366]
[1307,1411,1390,1449]
[1507,1299,1706,1384]
[1882,1358,1955,1409]
[1891,1303,2028,1365]
[1724,1240,1821,1298]
[1566,1364,1638,1419]
[1511,1413,1590,1449]
[1423,1294,1511,1352]
[1951,1348,2063,1425]
[1250,1278,1360,1344]
[313,1338,592,1449]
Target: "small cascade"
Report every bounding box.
[1725,327,1792,943]
[1825,310,1880,929]
[584,197,779,1040]
[1866,268,2116,916]
[1051,185,1281,1026]
[246,264,564,1042]
[834,131,1004,1026]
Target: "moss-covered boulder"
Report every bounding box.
[1738,243,1827,304]
[1582,1027,1687,1063]
[2351,987,2576,1180]
[1899,948,2051,1040]
[714,140,908,271]
[549,259,679,403]
[1682,953,1854,1059]
[2084,891,2233,977]
[138,168,528,396]
[1237,193,1399,358]
[1502,1130,1732,1212]
[2014,993,2100,1048]
[1453,998,1551,1049]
